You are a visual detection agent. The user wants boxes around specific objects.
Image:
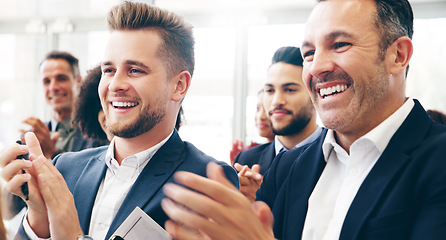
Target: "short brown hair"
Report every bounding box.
[107,1,195,78]
[41,50,80,78]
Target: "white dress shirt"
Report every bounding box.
[302,99,414,240]
[23,131,173,240]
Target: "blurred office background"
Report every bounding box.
[0,0,445,162]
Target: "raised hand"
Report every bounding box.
[234,163,263,203]
[162,162,276,240]
[21,117,59,159]
[0,132,50,237]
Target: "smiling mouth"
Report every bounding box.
[111,101,139,109]
[319,84,349,98]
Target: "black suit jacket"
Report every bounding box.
[18,130,238,239]
[233,141,275,175]
[257,100,446,239]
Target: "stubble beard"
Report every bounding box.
[107,103,166,139]
[271,101,314,136]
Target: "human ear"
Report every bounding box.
[385,36,413,75]
[171,71,191,102]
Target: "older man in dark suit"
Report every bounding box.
[158,0,446,239]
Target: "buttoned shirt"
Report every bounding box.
[302,98,414,240]
[23,131,173,240]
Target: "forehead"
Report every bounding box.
[303,0,377,43]
[103,29,162,64]
[40,59,73,76]
[266,62,304,85]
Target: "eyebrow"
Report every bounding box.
[282,82,300,88]
[326,31,354,41]
[125,60,150,70]
[302,31,355,48]
[265,82,300,88]
[101,60,150,71]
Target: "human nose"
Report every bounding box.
[271,91,286,108]
[108,70,130,92]
[308,50,335,79]
[259,108,268,120]
[48,79,60,92]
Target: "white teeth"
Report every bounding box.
[319,84,348,98]
[112,102,138,108]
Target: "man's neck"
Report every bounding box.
[277,120,317,150]
[113,126,173,164]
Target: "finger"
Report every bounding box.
[162,198,222,238]
[25,132,44,157]
[251,164,261,174]
[171,163,246,206]
[233,163,244,172]
[34,156,72,206]
[4,171,31,198]
[243,171,263,181]
[0,143,28,168]
[237,165,250,176]
[163,182,243,227]
[23,117,45,130]
[1,159,32,181]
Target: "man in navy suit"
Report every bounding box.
[0,2,237,240]
[233,46,321,202]
[158,0,446,239]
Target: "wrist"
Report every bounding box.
[26,211,50,238]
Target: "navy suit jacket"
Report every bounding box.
[257,100,446,240]
[18,130,238,240]
[233,141,275,175]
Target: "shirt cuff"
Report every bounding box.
[22,212,51,240]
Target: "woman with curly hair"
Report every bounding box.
[72,64,112,143]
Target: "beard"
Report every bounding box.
[108,103,166,139]
[271,101,314,136]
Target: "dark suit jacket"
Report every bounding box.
[233,141,275,175]
[257,100,446,240]
[18,130,238,240]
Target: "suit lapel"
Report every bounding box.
[289,132,327,238]
[341,100,432,239]
[72,151,108,235]
[258,142,275,175]
[105,131,185,239]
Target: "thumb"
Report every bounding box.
[254,201,275,237]
[51,132,60,144]
[24,132,44,157]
